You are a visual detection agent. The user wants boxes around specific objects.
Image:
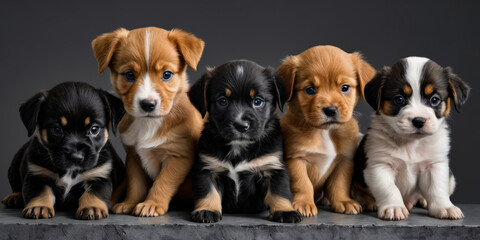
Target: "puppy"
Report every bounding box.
[2,82,125,220]
[277,45,375,216]
[188,60,302,223]
[91,27,204,216]
[352,57,470,220]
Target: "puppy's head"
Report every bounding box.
[92,27,204,118]
[277,45,375,129]
[365,57,470,137]
[189,60,286,142]
[20,82,125,170]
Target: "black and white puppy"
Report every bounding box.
[2,82,126,220]
[188,60,301,223]
[352,57,470,220]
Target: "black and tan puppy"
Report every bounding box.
[2,82,125,220]
[188,60,302,223]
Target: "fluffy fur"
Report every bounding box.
[277,45,375,216]
[352,57,470,220]
[2,82,125,220]
[91,27,204,216]
[188,60,301,223]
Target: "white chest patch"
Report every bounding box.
[121,117,165,149]
[304,130,337,178]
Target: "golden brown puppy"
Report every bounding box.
[278,45,375,217]
[91,27,204,216]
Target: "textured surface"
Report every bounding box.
[1,204,479,239]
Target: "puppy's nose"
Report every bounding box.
[140,100,157,112]
[322,106,338,117]
[70,152,84,162]
[412,117,426,129]
[234,121,250,132]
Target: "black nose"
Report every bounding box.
[70,152,84,162]
[322,106,338,117]
[140,100,156,112]
[234,121,250,132]
[412,117,426,129]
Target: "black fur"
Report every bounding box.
[3,82,125,220]
[189,60,300,223]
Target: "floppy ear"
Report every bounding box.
[188,70,211,118]
[168,29,205,71]
[277,55,299,102]
[91,28,129,74]
[364,66,390,113]
[263,67,287,111]
[351,52,376,100]
[444,67,470,112]
[101,90,126,135]
[20,91,48,137]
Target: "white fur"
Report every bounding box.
[236,65,244,77]
[298,129,337,181]
[121,117,164,148]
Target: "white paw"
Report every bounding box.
[429,206,464,220]
[378,205,409,221]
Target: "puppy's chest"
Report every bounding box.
[121,118,166,149]
[301,131,337,176]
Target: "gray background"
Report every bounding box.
[0,1,478,203]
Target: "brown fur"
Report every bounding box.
[265,189,296,218]
[193,186,222,213]
[404,84,412,95]
[76,191,109,220]
[278,45,375,217]
[424,83,434,96]
[92,27,204,217]
[22,186,55,219]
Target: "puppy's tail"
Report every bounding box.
[110,179,126,207]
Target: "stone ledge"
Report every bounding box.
[1,204,479,240]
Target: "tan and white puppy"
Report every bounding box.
[278,45,375,217]
[92,27,204,216]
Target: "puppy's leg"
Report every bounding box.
[419,162,463,220]
[364,163,409,220]
[265,169,302,223]
[351,182,377,212]
[112,148,149,214]
[22,181,55,219]
[191,169,222,223]
[325,156,362,215]
[2,192,23,209]
[76,180,112,220]
[3,146,26,208]
[287,158,318,217]
[133,156,193,217]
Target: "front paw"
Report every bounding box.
[133,201,167,217]
[22,206,55,219]
[271,211,302,223]
[191,210,222,223]
[331,199,362,215]
[112,202,137,214]
[378,205,409,220]
[429,206,464,220]
[293,200,318,217]
[76,206,109,220]
[2,192,23,208]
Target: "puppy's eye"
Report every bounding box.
[217,97,228,107]
[341,84,350,95]
[253,98,264,107]
[89,125,101,136]
[124,71,136,82]
[162,71,173,81]
[304,87,316,95]
[430,95,441,107]
[51,127,63,137]
[393,95,406,106]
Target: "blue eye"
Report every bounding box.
[341,84,350,94]
[253,98,264,107]
[393,95,406,106]
[124,71,136,82]
[304,87,316,95]
[162,71,173,81]
[89,125,100,136]
[430,95,441,107]
[217,97,228,107]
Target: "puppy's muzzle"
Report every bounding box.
[233,120,250,133]
[412,117,426,129]
[322,106,338,118]
[140,99,157,113]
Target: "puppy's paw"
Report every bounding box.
[191,210,222,223]
[76,206,109,220]
[133,201,167,217]
[2,192,23,208]
[378,206,409,221]
[417,198,428,209]
[429,206,464,220]
[112,202,136,214]
[271,210,302,223]
[293,200,318,217]
[331,200,362,215]
[22,206,55,219]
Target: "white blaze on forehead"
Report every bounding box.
[145,29,151,66]
[236,65,244,77]
[404,57,429,105]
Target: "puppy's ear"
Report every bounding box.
[20,91,48,137]
[263,67,287,111]
[444,67,470,112]
[364,66,390,113]
[188,70,211,118]
[92,28,129,74]
[168,29,205,71]
[101,91,126,135]
[351,52,376,100]
[277,55,299,102]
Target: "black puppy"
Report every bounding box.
[2,82,125,220]
[188,60,302,223]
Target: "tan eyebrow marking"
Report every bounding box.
[225,88,231,97]
[250,89,255,98]
[424,84,434,96]
[403,85,412,95]
[61,117,67,126]
[85,117,91,126]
